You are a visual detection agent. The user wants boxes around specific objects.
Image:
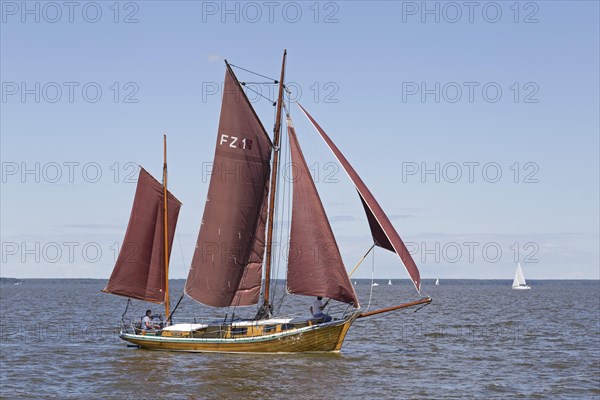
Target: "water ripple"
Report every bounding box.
[1,280,598,398]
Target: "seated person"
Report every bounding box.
[141,309,159,330]
[311,297,332,322]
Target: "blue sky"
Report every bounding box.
[1,1,598,280]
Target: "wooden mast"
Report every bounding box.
[163,134,171,322]
[263,49,287,312]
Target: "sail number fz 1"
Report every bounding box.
[219,134,253,150]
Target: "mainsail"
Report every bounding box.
[298,104,422,293]
[286,118,359,307]
[185,65,272,307]
[104,168,182,303]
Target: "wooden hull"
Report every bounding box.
[120,316,356,353]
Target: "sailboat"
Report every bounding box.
[104,51,431,353]
[388,279,392,285]
[512,263,531,290]
[435,278,439,286]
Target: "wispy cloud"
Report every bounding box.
[63,223,121,230]
[331,215,356,223]
[388,214,415,220]
[206,54,222,63]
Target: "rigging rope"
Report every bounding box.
[173,230,188,317]
[268,59,290,310]
[365,246,376,312]
[167,294,184,324]
[269,104,290,306]
[265,95,278,312]
[273,110,293,316]
[283,111,293,299]
[241,84,276,105]
[419,287,431,303]
[229,63,279,83]
[121,298,131,324]
[413,301,431,313]
[240,81,278,85]
[284,86,293,112]
[177,230,186,277]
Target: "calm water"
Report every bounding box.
[1,279,599,399]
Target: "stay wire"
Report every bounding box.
[274,113,292,315]
[242,84,276,105]
[175,230,188,301]
[270,104,290,306]
[240,81,278,85]
[365,247,376,312]
[121,298,131,324]
[229,63,279,83]
[277,171,293,315]
[278,104,292,271]
[266,113,281,306]
[177,230,186,277]
[269,61,290,307]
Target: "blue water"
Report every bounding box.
[1,279,599,398]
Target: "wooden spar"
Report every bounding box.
[263,49,287,311]
[163,134,170,322]
[348,244,375,278]
[357,297,432,319]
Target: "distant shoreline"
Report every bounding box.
[0,277,22,283]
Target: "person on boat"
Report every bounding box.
[141,309,156,330]
[312,297,332,322]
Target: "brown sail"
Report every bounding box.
[185,65,272,307]
[103,168,182,303]
[298,104,422,293]
[286,118,359,306]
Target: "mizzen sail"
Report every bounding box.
[286,117,359,307]
[185,66,272,307]
[104,168,182,303]
[298,104,422,293]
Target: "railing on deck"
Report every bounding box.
[119,306,359,340]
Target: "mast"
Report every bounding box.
[263,49,287,311]
[163,134,170,321]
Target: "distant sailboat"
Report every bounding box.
[435,278,439,286]
[388,279,392,286]
[372,282,379,287]
[354,281,357,285]
[512,263,531,290]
